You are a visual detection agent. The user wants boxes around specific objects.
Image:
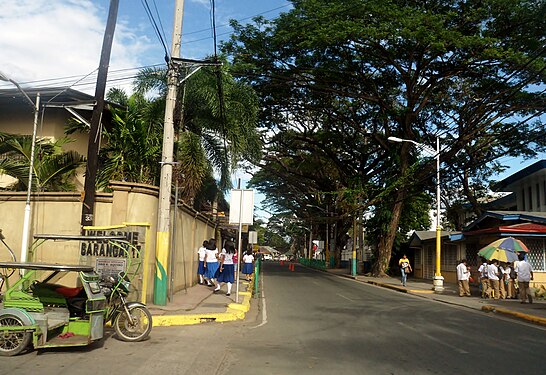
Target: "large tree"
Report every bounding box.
[225,0,546,275]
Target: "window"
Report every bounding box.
[528,186,532,210]
[536,184,540,209]
[522,188,526,210]
[526,239,545,272]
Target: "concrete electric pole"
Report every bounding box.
[154,0,184,305]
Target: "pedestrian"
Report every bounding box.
[215,240,236,296]
[487,260,500,300]
[515,253,534,304]
[233,249,238,279]
[505,262,516,299]
[203,238,219,287]
[197,240,208,285]
[456,259,471,297]
[398,254,412,287]
[242,248,255,282]
[499,262,508,299]
[478,259,490,298]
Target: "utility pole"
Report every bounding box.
[154,0,184,305]
[81,0,119,229]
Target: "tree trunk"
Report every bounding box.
[371,193,404,277]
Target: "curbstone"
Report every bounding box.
[481,305,546,326]
[151,276,255,327]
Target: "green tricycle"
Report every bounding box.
[0,233,152,356]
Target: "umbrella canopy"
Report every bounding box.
[477,237,529,262]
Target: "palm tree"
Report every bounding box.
[133,58,262,208]
[0,132,85,191]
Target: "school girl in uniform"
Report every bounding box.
[215,240,236,295]
[203,238,219,287]
[242,248,255,281]
[197,240,208,285]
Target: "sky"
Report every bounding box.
[0,0,544,221]
[0,0,291,219]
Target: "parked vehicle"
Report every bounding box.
[262,254,273,261]
[0,234,152,356]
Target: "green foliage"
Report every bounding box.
[225,0,546,273]
[0,132,84,191]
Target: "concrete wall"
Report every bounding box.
[0,181,216,303]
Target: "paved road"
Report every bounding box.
[2,262,545,374]
[222,262,546,375]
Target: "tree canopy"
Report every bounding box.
[224,0,546,274]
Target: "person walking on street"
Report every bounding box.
[456,259,471,297]
[487,260,500,300]
[399,254,411,287]
[478,259,490,298]
[242,249,255,282]
[215,240,236,296]
[197,240,208,285]
[515,253,534,304]
[203,238,220,287]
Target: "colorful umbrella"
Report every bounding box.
[477,237,529,262]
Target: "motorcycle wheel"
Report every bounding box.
[0,314,31,356]
[114,306,152,342]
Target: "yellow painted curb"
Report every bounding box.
[153,311,241,326]
[482,305,546,326]
[409,289,435,294]
[151,275,256,326]
[228,301,250,312]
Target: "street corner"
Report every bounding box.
[481,305,546,327]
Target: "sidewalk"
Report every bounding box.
[147,277,254,327]
[326,268,546,326]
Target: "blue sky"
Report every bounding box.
[0,0,543,220]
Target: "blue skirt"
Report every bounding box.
[204,262,219,279]
[217,264,235,283]
[197,260,205,275]
[242,262,254,275]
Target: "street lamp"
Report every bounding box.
[0,71,40,263]
[388,136,444,292]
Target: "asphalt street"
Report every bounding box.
[2,262,545,374]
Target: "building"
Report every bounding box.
[409,160,546,287]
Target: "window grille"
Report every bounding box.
[442,244,458,269]
[526,239,545,272]
[465,244,478,267]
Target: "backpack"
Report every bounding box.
[509,267,517,279]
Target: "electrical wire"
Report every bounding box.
[141,0,170,62]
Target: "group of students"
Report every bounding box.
[197,238,255,296]
[457,253,534,303]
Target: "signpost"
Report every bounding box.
[229,189,254,303]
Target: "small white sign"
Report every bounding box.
[248,231,258,244]
[229,189,254,225]
[95,258,127,280]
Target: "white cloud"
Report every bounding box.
[0,0,156,93]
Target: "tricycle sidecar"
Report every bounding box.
[0,262,106,356]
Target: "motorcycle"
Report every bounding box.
[101,272,152,342]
